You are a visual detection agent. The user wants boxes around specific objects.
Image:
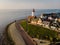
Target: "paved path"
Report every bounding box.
[15,21,35,45]
[8,23,26,45]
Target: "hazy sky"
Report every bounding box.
[0,0,60,9]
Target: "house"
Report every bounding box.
[31,19,38,25]
[37,18,43,25]
[39,13,60,30]
[50,20,60,30]
[27,16,36,23]
[48,16,53,20]
[28,12,60,31]
[58,32,60,38]
[40,14,47,19]
[50,26,56,30]
[58,28,60,32]
[42,21,50,28]
[58,18,60,22]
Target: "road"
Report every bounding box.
[8,23,26,45]
[15,21,35,45]
[0,21,35,45]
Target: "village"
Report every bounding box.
[28,9,60,32]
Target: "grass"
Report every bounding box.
[20,20,58,41]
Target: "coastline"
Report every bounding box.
[3,18,60,45]
[2,21,15,45]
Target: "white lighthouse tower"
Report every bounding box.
[32,9,35,16]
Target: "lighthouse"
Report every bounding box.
[32,9,35,16]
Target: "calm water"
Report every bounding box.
[0,9,60,33]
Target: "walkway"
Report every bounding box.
[8,23,26,45]
[15,20,35,45]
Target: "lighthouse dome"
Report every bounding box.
[33,9,35,12]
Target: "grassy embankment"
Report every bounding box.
[20,20,60,42]
[5,22,15,45]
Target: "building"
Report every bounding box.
[58,18,60,22]
[40,14,44,18]
[37,18,43,25]
[48,16,53,20]
[50,20,60,30]
[42,21,50,28]
[27,16,35,23]
[58,28,60,32]
[31,19,38,25]
[32,9,35,16]
[27,9,36,23]
[28,11,60,31]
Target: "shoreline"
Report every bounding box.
[3,18,60,45]
[2,21,15,45]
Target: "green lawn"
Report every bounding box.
[20,20,58,41]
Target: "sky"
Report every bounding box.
[0,0,60,9]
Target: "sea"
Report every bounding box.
[0,9,60,33]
